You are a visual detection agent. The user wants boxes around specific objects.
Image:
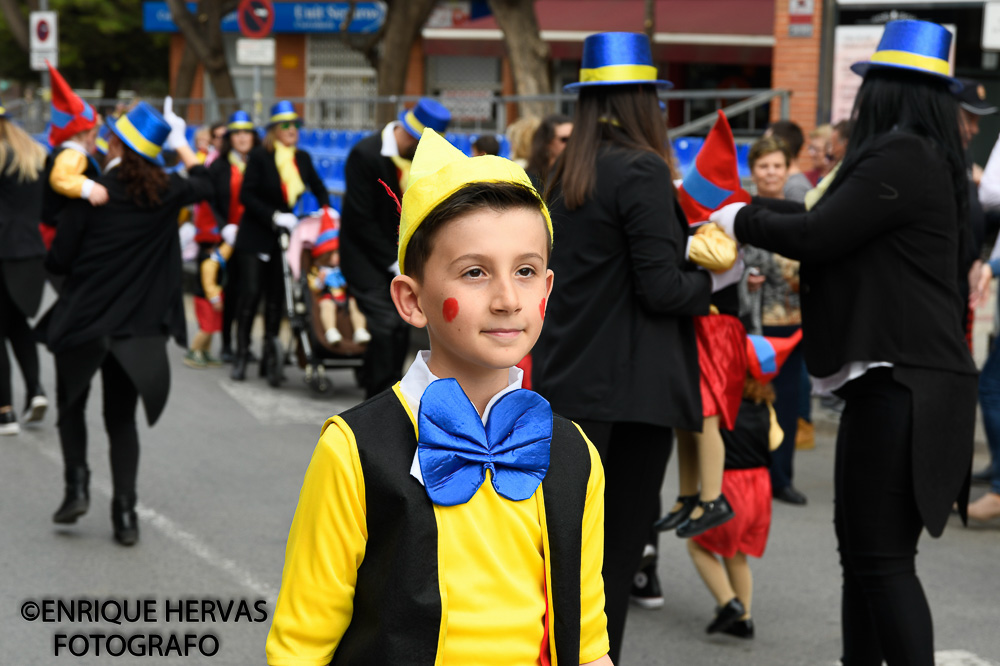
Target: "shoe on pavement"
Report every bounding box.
[0,409,19,436]
[23,387,48,424]
[630,554,664,610]
[203,352,223,367]
[795,418,815,450]
[722,618,755,639]
[707,597,746,634]
[773,485,808,506]
[183,350,207,368]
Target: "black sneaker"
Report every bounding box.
[630,545,664,609]
[0,410,19,436]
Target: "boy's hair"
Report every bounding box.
[472,134,500,156]
[403,181,549,281]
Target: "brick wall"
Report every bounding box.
[771,0,824,142]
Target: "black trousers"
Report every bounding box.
[0,270,40,408]
[235,250,285,353]
[763,324,802,492]
[575,419,673,666]
[834,368,933,666]
[56,349,140,498]
[221,251,242,352]
[350,282,410,398]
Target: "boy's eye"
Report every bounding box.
[464,268,484,278]
[516,266,536,277]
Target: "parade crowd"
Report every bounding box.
[0,20,997,666]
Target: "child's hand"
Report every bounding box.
[211,296,223,312]
[88,183,109,206]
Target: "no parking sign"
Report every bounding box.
[237,0,274,39]
[30,11,58,71]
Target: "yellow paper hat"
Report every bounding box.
[397,129,553,274]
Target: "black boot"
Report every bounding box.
[53,466,90,524]
[231,352,248,381]
[265,337,286,387]
[111,494,139,546]
[259,341,271,379]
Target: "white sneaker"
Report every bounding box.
[353,328,372,344]
[0,411,19,436]
[23,394,48,424]
[325,328,343,345]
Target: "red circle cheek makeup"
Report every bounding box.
[539,298,546,320]
[442,298,460,323]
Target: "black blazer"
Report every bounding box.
[734,130,978,536]
[207,152,243,227]
[237,145,328,257]
[339,133,404,292]
[533,144,712,431]
[0,158,47,317]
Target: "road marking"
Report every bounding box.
[220,379,358,425]
[34,443,278,604]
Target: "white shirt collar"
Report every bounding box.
[400,350,523,485]
[103,156,122,174]
[380,121,401,158]
[61,140,90,157]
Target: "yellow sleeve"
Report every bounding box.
[265,417,368,666]
[574,423,611,664]
[307,267,325,295]
[687,222,738,272]
[766,401,784,452]
[219,242,234,261]
[201,258,222,302]
[49,150,89,198]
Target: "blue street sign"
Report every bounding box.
[143,1,386,34]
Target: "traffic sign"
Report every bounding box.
[29,11,58,71]
[236,38,275,66]
[237,0,274,39]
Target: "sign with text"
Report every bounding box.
[142,1,385,34]
[29,11,58,71]
[237,38,276,66]
[984,1,1000,51]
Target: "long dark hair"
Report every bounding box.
[823,68,966,230]
[116,138,169,207]
[220,129,261,159]
[527,113,571,181]
[547,85,672,210]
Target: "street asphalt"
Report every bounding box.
[0,292,997,665]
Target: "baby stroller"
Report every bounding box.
[280,211,367,393]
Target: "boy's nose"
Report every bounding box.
[490,276,520,314]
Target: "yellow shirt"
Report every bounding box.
[266,360,608,666]
[49,145,92,198]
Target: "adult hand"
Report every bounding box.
[710,251,745,293]
[273,212,299,231]
[162,96,188,151]
[709,202,747,241]
[971,261,993,309]
[747,273,766,293]
[178,222,195,248]
[88,183,109,206]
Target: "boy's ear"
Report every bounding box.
[544,268,554,302]
[390,275,427,328]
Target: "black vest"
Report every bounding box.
[42,146,100,227]
[331,389,592,666]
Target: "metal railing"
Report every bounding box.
[3,89,790,138]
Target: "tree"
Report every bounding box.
[488,0,551,120]
[165,0,239,116]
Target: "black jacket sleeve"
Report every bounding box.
[207,157,231,226]
[241,148,278,222]
[298,150,330,208]
[341,144,398,270]
[617,152,712,316]
[176,165,215,208]
[45,199,88,275]
[735,135,925,264]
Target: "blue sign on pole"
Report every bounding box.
[142,1,386,34]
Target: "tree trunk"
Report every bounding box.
[374,0,437,126]
[165,0,238,119]
[0,0,29,52]
[172,44,200,118]
[488,0,551,119]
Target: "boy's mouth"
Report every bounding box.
[482,329,522,338]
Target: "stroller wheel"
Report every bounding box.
[307,366,330,393]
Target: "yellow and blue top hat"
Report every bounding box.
[399,98,451,141]
[850,20,960,92]
[227,110,255,133]
[268,100,300,127]
[107,101,170,164]
[564,32,673,92]
[397,129,552,275]
[94,124,112,156]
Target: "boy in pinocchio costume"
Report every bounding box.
[40,62,107,248]
[266,130,612,666]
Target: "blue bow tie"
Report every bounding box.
[417,378,552,507]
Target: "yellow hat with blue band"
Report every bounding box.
[107,101,170,164]
[564,32,673,92]
[850,20,961,92]
[268,100,300,127]
[397,129,553,275]
[227,110,255,133]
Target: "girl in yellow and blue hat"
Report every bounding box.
[710,19,975,664]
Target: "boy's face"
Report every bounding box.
[394,207,553,377]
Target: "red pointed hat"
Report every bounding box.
[312,208,340,257]
[47,62,97,147]
[746,329,803,383]
[677,111,752,226]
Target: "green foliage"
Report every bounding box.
[0,0,170,94]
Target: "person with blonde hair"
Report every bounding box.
[505,115,540,168]
[0,101,49,435]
